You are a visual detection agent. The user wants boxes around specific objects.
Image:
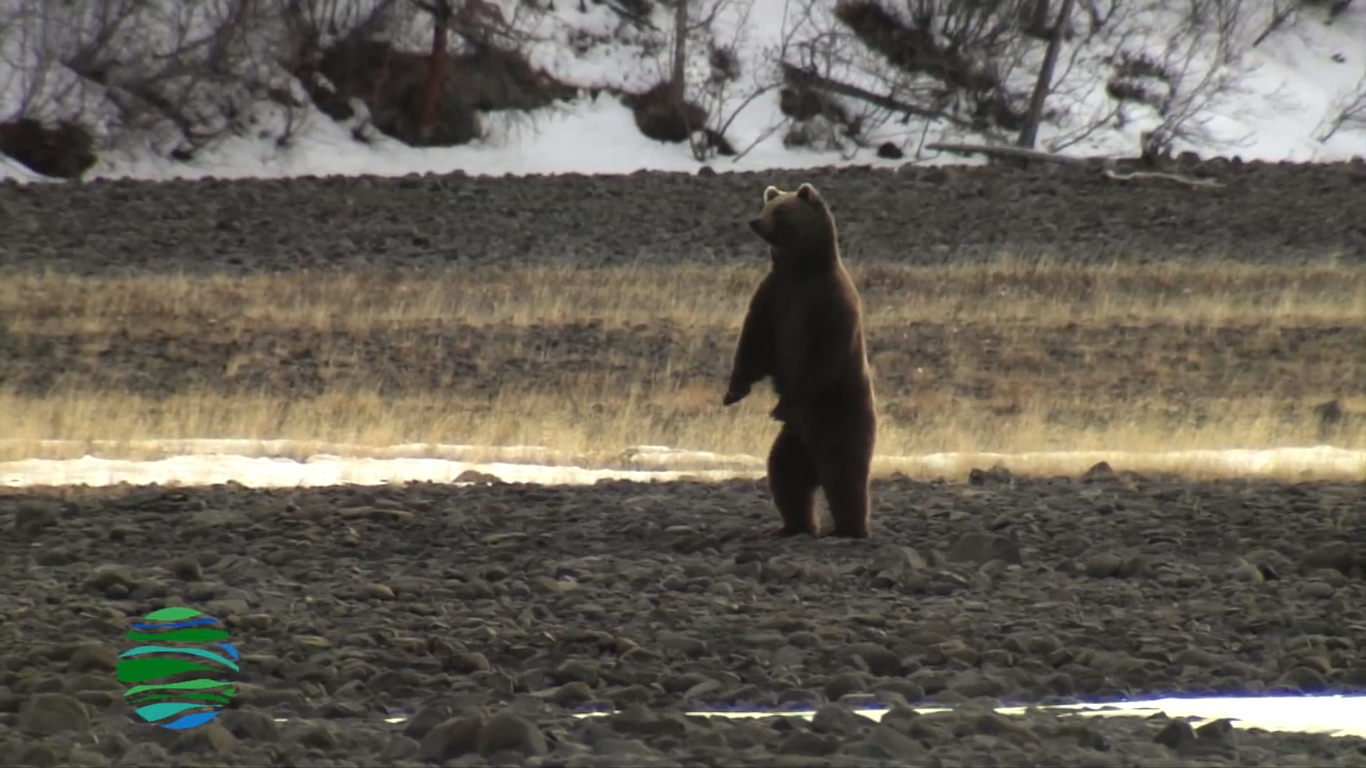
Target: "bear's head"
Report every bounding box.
[748,182,837,264]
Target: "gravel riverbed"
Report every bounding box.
[3,470,1366,766]
[1,160,1365,275]
[3,160,1366,765]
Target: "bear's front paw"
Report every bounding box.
[723,386,749,406]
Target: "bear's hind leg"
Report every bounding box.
[809,413,875,539]
[819,469,871,539]
[766,424,820,537]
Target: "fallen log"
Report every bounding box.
[925,142,1090,166]
[923,142,1225,189]
[1100,168,1224,189]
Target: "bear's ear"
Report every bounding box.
[795,183,820,201]
[763,185,783,202]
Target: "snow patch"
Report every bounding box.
[336,694,1366,740]
[2,441,1362,488]
[569,694,1366,740]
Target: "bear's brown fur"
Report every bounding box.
[723,182,878,539]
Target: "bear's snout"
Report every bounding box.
[748,218,765,235]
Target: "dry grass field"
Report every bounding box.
[3,258,1365,479]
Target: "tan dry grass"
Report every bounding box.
[4,258,1366,335]
[5,389,1364,457]
[2,258,1365,479]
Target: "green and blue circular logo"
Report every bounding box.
[116,607,239,730]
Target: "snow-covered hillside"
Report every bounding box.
[1,0,1363,183]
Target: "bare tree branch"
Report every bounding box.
[1315,71,1366,143]
[1250,0,1297,48]
[782,63,974,128]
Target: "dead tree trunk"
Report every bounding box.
[669,0,688,114]
[414,0,454,144]
[1017,0,1074,149]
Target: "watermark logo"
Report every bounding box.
[117,607,239,730]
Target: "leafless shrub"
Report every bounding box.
[95,1,306,155]
[777,0,1038,155]
[0,0,1311,173]
[767,0,868,158]
[268,0,398,138]
[628,0,777,161]
[1108,0,1258,159]
[0,0,113,124]
[770,0,1267,160]
[997,0,1263,157]
[276,0,401,69]
[453,0,568,147]
[0,0,562,169]
[278,0,559,147]
[0,0,318,159]
[1315,69,1366,143]
[684,0,785,161]
[1249,0,1299,46]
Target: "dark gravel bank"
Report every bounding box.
[4,469,1366,765]
[2,160,1365,276]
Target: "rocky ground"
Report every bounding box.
[1,160,1365,276]
[3,471,1366,766]
[2,161,1366,766]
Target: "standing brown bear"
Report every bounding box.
[723,182,877,539]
